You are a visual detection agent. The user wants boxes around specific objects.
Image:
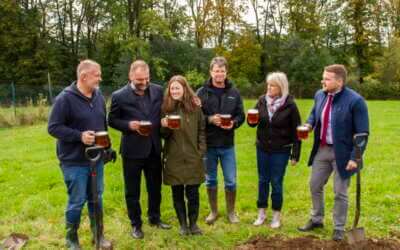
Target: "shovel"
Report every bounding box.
[85,146,113,250]
[347,133,368,244]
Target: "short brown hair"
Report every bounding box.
[324,64,347,84]
[209,56,228,71]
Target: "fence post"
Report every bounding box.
[11,82,17,119]
[48,71,53,104]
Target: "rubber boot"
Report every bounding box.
[173,198,190,236]
[66,222,81,250]
[205,188,218,224]
[225,190,239,223]
[188,196,202,235]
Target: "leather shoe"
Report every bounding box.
[298,219,324,232]
[149,221,172,230]
[131,226,144,239]
[332,229,345,241]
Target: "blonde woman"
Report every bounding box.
[248,72,301,228]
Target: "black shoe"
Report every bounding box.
[149,220,172,230]
[131,226,144,239]
[332,230,345,241]
[189,223,203,235]
[298,219,324,232]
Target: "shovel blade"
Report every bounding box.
[347,227,365,244]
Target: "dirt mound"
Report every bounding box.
[236,235,400,250]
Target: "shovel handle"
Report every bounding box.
[353,169,361,228]
[85,146,104,162]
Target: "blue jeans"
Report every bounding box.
[205,146,237,191]
[256,147,289,211]
[61,162,104,224]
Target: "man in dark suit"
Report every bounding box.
[108,60,171,239]
[298,64,369,241]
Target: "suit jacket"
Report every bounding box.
[108,83,163,159]
[307,86,369,179]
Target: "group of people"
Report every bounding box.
[48,56,369,249]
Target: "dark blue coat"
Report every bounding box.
[108,83,163,159]
[48,82,107,167]
[307,87,369,179]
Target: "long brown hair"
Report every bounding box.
[162,75,197,114]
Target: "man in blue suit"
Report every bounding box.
[108,60,171,239]
[298,64,369,241]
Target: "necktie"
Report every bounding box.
[320,94,333,146]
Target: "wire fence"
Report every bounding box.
[0,80,166,128]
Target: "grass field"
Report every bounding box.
[0,99,400,249]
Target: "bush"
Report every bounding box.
[348,78,400,100]
[185,69,207,89]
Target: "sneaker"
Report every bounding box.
[270,211,281,229]
[253,208,266,226]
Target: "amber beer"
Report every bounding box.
[167,115,181,129]
[139,121,152,136]
[297,125,310,140]
[247,109,259,125]
[95,131,110,148]
[220,114,232,127]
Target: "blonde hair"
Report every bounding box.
[76,59,100,79]
[266,72,289,98]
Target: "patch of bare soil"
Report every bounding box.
[236,235,400,250]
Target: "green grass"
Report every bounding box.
[0,100,399,249]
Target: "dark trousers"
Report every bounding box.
[256,146,290,211]
[171,185,200,221]
[122,150,162,228]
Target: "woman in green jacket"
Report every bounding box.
[161,75,206,236]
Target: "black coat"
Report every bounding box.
[197,78,245,147]
[249,95,301,161]
[108,83,163,159]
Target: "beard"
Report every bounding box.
[133,82,149,91]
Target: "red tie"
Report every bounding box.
[320,94,333,146]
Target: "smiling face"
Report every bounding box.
[267,81,281,98]
[130,67,150,91]
[321,70,343,93]
[210,65,227,86]
[169,81,184,101]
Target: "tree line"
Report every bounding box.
[1,0,400,99]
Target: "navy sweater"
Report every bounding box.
[48,82,107,167]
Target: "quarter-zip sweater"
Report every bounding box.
[48,82,107,167]
[197,78,245,147]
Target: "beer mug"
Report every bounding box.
[247,109,259,125]
[297,125,310,140]
[167,115,181,129]
[138,121,152,136]
[95,131,110,148]
[220,114,232,127]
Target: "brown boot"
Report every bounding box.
[205,188,218,224]
[225,190,239,223]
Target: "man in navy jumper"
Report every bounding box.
[48,60,111,250]
[298,64,369,241]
